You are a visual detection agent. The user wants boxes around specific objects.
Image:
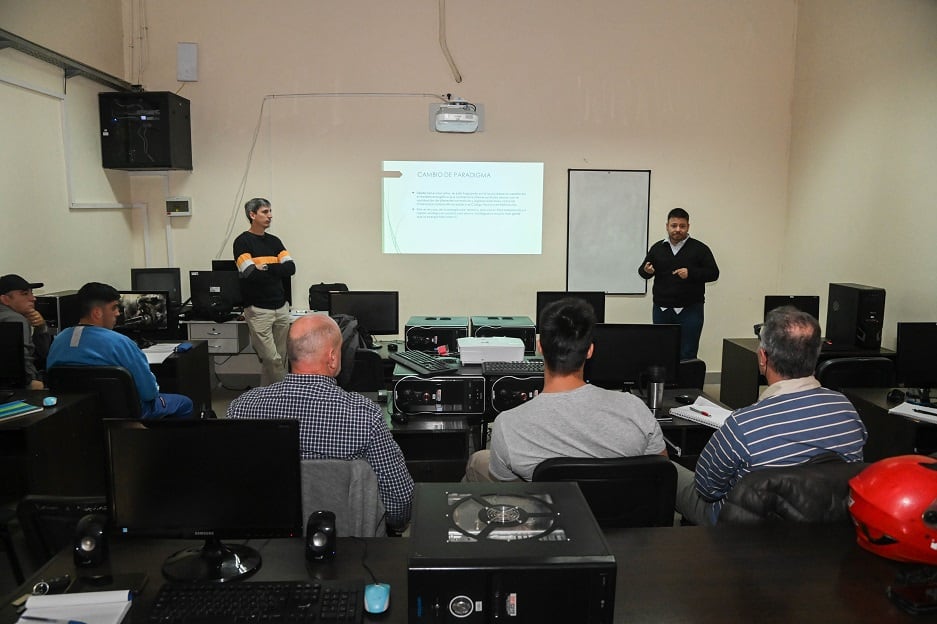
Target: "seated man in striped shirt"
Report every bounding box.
[675,306,867,525]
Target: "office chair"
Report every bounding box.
[345,349,385,392]
[16,495,108,568]
[300,459,387,537]
[531,455,677,528]
[815,357,895,392]
[719,455,867,525]
[47,365,142,419]
[0,506,25,585]
[677,358,707,389]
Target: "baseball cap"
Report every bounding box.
[0,274,43,294]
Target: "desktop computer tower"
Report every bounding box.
[470,315,537,355]
[825,283,885,349]
[99,91,192,170]
[405,316,470,353]
[35,290,81,335]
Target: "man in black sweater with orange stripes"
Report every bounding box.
[638,208,719,360]
[234,197,296,385]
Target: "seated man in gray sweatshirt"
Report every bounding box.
[464,297,666,482]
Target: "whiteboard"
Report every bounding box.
[567,170,650,294]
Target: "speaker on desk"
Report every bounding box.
[73,514,109,567]
[306,510,336,561]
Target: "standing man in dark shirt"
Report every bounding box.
[638,208,719,360]
[234,198,296,385]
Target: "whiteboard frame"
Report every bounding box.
[566,169,651,295]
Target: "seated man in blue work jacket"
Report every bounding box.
[47,282,193,419]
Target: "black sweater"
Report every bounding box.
[233,231,296,309]
[638,237,719,307]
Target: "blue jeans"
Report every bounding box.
[653,302,704,360]
[142,393,195,419]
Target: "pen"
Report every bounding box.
[689,406,710,417]
[20,616,87,624]
[913,408,937,417]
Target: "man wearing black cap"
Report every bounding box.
[0,274,51,389]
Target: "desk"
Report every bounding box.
[720,338,896,409]
[150,340,212,411]
[843,388,937,461]
[0,525,917,623]
[0,391,99,500]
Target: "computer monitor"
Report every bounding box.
[211,259,237,272]
[189,270,243,316]
[329,290,399,335]
[536,291,606,331]
[105,418,302,583]
[211,260,292,306]
[584,323,681,390]
[897,322,937,394]
[764,295,820,321]
[0,322,26,389]
[115,291,170,331]
[130,268,183,307]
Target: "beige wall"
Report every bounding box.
[783,0,937,349]
[5,0,932,367]
[122,0,798,367]
[1,0,133,292]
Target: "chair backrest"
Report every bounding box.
[16,495,108,567]
[719,456,868,525]
[47,365,142,419]
[815,357,895,392]
[677,358,706,389]
[531,455,677,527]
[300,459,387,537]
[346,349,385,392]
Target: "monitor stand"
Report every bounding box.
[162,536,261,583]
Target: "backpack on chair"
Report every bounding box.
[330,313,374,388]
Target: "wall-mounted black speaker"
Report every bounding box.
[99,91,193,170]
[305,510,336,561]
[73,514,108,567]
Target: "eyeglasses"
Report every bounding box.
[753,323,764,337]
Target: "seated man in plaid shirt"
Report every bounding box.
[228,314,413,529]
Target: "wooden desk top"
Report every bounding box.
[1,524,917,623]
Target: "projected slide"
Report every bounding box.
[382,161,544,254]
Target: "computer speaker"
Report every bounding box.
[73,514,109,567]
[305,510,336,561]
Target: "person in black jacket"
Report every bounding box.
[638,208,719,359]
[234,198,296,385]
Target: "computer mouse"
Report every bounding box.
[364,583,390,614]
[42,396,58,407]
[675,394,693,405]
[387,343,398,352]
[887,388,906,404]
[391,411,409,425]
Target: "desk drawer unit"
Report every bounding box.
[187,322,249,354]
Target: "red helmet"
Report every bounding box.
[848,454,937,564]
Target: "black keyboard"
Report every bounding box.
[481,360,545,375]
[148,580,363,623]
[389,350,461,376]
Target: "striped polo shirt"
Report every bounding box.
[694,384,867,523]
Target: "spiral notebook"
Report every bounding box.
[0,400,42,422]
[669,396,732,429]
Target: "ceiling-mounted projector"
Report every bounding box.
[434,100,479,133]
